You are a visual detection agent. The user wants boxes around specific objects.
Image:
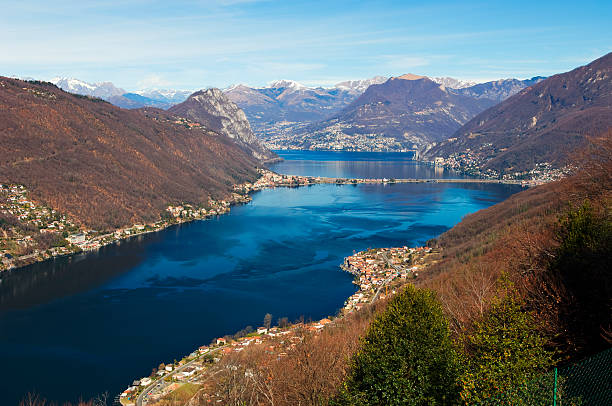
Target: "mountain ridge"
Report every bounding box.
[0,77,258,229]
[168,89,277,162]
[427,52,612,175]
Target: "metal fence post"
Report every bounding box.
[553,367,558,406]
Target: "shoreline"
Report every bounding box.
[119,244,441,405]
[1,170,531,274]
[2,167,531,405]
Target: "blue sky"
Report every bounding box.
[2,0,610,90]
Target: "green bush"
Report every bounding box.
[336,285,462,405]
[460,287,554,404]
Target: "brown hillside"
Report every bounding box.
[200,138,611,405]
[311,76,495,147]
[430,52,612,172]
[0,78,258,230]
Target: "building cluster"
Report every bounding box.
[0,184,79,270]
[434,145,571,182]
[341,246,433,312]
[120,318,335,405]
[263,123,414,152]
[165,197,237,220]
[172,117,202,128]
[235,169,316,193]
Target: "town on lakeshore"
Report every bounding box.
[0,168,541,273]
[118,244,439,405]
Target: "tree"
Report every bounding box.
[277,317,289,328]
[552,201,612,355]
[460,287,554,404]
[336,285,462,405]
[263,313,272,330]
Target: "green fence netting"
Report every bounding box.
[475,347,612,405]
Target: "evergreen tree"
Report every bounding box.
[337,285,462,405]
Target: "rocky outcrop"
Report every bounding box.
[0,77,258,229]
[169,88,277,162]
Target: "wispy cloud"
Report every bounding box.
[1,0,610,89]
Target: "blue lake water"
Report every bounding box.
[0,152,522,404]
[269,150,461,179]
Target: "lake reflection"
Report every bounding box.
[269,150,465,179]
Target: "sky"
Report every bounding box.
[2,0,611,91]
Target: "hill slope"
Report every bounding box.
[0,78,258,229]
[283,75,495,151]
[223,79,373,139]
[169,88,277,162]
[428,53,612,175]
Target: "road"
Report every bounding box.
[315,177,527,185]
[136,345,226,406]
[370,252,406,303]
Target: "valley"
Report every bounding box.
[1,4,610,402]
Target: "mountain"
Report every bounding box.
[454,77,546,102]
[135,89,193,104]
[107,93,175,109]
[428,53,612,175]
[51,77,126,99]
[431,77,478,89]
[168,88,277,162]
[335,76,388,94]
[50,77,192,109]
[223,77,384,138]
[278,75,496,151]
[0,77,257,229]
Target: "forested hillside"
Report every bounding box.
[429,52,612,174]
[193,137,611,405]
[0,78,258,230]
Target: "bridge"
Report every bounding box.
[314,177,529,186]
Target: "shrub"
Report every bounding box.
[460,285,554,404]
[336,285,462,405]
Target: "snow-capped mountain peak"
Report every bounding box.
[431,77,479,89]
[266,79,307,90]
[50,77,125,98]
[134,88,193,103]
[334,76,388,94]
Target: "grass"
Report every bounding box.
[161,382,201,404]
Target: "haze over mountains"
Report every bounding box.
[428,52,612,175]
[48,74,549,154]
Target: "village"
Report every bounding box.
[433,144,572,183]
[119,244,439,406]
[341,245,435,312]
[1,168,530,273]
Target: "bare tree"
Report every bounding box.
[263,313,272,330]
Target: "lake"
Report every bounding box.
[0,151,522,405]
